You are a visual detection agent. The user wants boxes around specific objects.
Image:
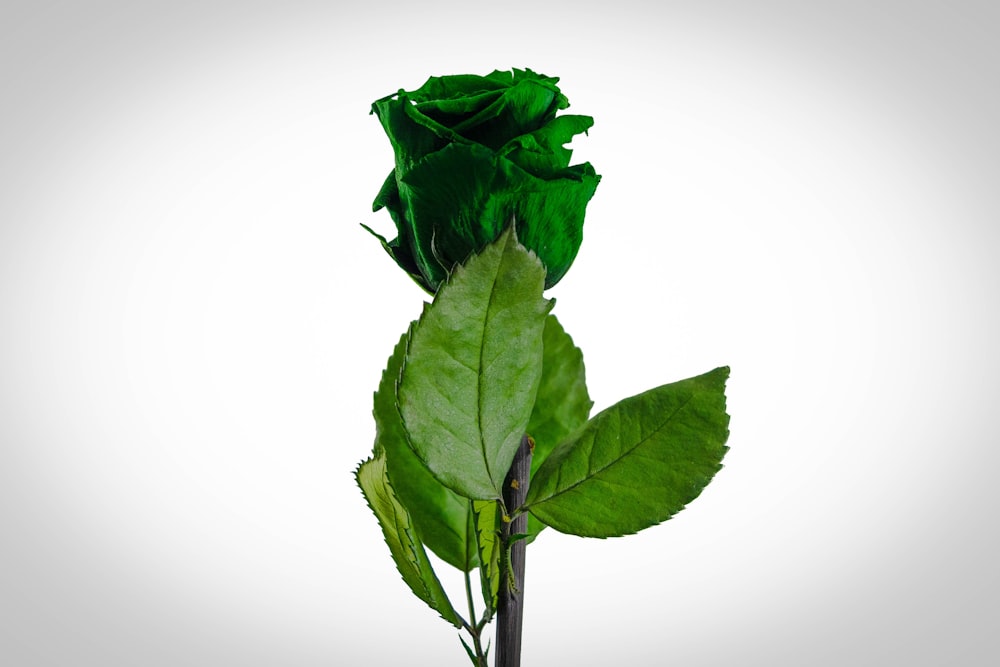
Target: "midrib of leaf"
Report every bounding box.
[398,228,549,501]
[533,394,694,505]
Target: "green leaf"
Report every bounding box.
[355,453,463,627]
[524,367,731,538]
[398,228,552,500]
[459,635,480,666]
[472,500,500,614]
[375,330,479,572]
[524,314,593,541]
[527,314,593,473]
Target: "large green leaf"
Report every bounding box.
[355,453,463,627]
[375,330,478,572]
[525,314,593,541]
[398,228,552,500]
[524,367,731,538]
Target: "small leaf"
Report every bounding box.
[398,228,552,499]
[355,453,463,627]
[473,499,500,614]
[459,635,480,666]
[524,367,731,538]
[525,314,593,541]
[375,330,478,572]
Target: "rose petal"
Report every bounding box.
[452,79,564,150]
[398,143,600,290]
[408,73,508,101]
[510,163,601,288]
[397,143,508,287]
[501,114,595,176]
[370,171,427,286]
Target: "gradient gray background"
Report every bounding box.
[1,1,997,665]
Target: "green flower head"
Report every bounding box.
[366,68,601,293]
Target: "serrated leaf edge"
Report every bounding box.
[355,455,464,627]
[523,366,731,538]
[396,227,551,500]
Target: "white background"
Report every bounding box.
[2,1,998,665]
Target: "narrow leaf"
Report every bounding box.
[398,228,552,499]
[459,635,480,666]
[355,453,463,627]
[473,499,500,614]
[524,367,731,538]
[375,330,478,571]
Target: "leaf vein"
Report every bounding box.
[535,394,695,504]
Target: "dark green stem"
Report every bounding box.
[495,435,532,667]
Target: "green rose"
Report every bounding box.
[365,68,601,292]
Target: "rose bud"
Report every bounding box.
[364,68,601,293]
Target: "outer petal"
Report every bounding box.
[399,143,601,290]
[371,96,440,173]
[397,143,510,288]
[501,114,595,177]
[369,170,428,287]
[509,163,601,288]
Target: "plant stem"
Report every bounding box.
[463,570,489,667]
[495,435,532,667]
[465,569,477,632]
